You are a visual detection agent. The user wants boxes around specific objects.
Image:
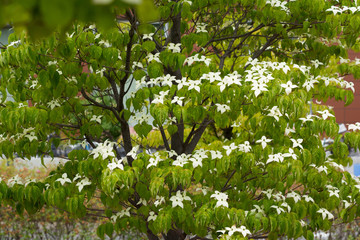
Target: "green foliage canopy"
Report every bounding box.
[1,0,360,239]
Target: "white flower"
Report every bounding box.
[328,189,340,198]
[132,62,143,69]
[267,106,282,121]
[73,174,82,182]
[280,81,298,95]
[317,208,334,220]
[196,23,207,33]
[99,40,111,48]
[90,115,102,124]
[326,6,343,15]
[238,141,252,153]
[348,122,360,131]
[302,78,318,92]
[25,132,37,142]
[56,173,72,185]
[343,200,351,209]
[170,190,191,208]
[173,153,190,167]
[91,140,115,159]
[211,191,229,208]
[187,80,201,92]
[215,104,230,114]
[147,211,157,222]
[7,175,23,187]
[287,191,301,203]
[137,198,147,206]
[48,60,57,66]
[273,193,285,201]
[147,152,163,169]
[251,205,265,214]
[311,60,323,68]
[271,205,285,214]
[143,33,154,41]
[251,81,268,97]
[190,156,203,168]
[146,53,161,63]
[303,195,314,203]
[266,153,284,164]
[47,99,61,110]
[160,74,176,87]
[283,148,297,160]
[154,196,165,207]
[171,96,185,106]
[317,110,334,120]
[76,177,91,192]
[299,115,315,123]
[107,158,124,171]
[167,43,181,53]
[111,207,131,222]
[223,225,251,237]
[223,143,237,156]
[127,145,139,159]
[290,138,303,150]
[152,90,169,104]
[316,165,328,174]
[256,136,272,149]
[281,202,291,212]
[210,150,222,159]
[262,189,274,199]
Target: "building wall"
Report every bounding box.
[325,50,360,124]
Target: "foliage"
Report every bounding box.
[0,0,158,39]
[2,0,360,239]
[0,161,146,239]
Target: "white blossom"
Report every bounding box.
[167,43,181,53]
[317,110,334,120]
[317,208,334,220]
[271,205,285,214]
[170,191,191,208]
[280,81,298,95]
[215,104,230,114]
[147,211,157,221]
[91,140,115,159]
[211,191,229,208]
[290,138,303,150]
[76,177,91,192]
[143,33,154,41]
[47,99,61,110]
[90,115,102,124]
[56,173,72,185]
[267,106,282,121]
[256,136,272,149]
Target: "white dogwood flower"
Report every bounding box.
[76,177,91,192]
[215,104,230,114]
[290,138,303,149]
[170,191,191,208]
[256,136,272,149]
[280,81,298,95]
[147,211,157,222]
[56,173,72,185]
[91,140,115,159]
[317,110,334,120]
[167,43,181,53]
[317,208,334,220]
[211,191,229,208]
[90,115,102,124]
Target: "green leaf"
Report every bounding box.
[40,0,74,28]
[142,41,156,52]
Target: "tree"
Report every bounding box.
[1,0,360,239]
